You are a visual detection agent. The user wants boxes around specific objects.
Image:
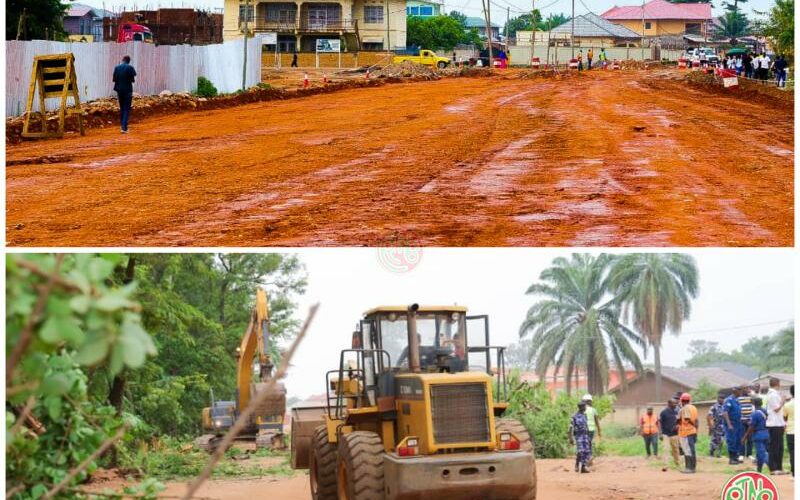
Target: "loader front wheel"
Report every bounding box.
[310,425,338,500]
[336,431,384,500]
[496,418,537,500]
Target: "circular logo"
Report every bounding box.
[721,471,779,500]
[376,248,423,274]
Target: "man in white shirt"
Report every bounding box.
[766,377,787,474]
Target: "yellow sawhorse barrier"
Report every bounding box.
[22,53,85,139]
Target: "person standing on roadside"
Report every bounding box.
[112,55,136,134]
[599,48,607,69]
[708,393,726,457]
[569,401,592,473]
[738,387,755,462]
[743,52,753,79]
[640,407,660,458]
[722,386,744,464]
[742,397,770,473]
[784,385,794,476]
[582,394,601,462]
[774,55,788,87]
[577,50,584,71]
[678,393,698,473]
[291,51,298,68]
[660,398,681,467]
[587,48,594,70]
[766,377,787,474]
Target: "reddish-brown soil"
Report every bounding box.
[91,457,795,499]
[6,69,792,247]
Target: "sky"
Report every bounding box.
[273,248,795,399]
[82,0,774,23]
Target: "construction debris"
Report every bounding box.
[372,61,440,79]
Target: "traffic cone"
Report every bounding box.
[303,73,309,88]
[323,73,328,85]
[366,68,370,80]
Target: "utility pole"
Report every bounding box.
[505,6,509,44]
[386,0,390,51]
[242,0,249,91]
[570,0,574,58]
[481,0,493,65]
[640,0,645,60]
[531,0,535,51]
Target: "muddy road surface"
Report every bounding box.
[6,70,793,246]
[147,457,795,499]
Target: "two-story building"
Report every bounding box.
[223,0,406,51]
[601,0,712,39]
[405,0,442,18]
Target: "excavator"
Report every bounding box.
[195,289,287,452]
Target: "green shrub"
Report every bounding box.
[195,77,218,98]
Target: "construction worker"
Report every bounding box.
[707,393,726,457]
[678,392,698,473]
[577,50,583,71]
[660,398,680,467]
[599,48,607,69]
[112,55,137,134]
[569,401,591,473]
[742,397,769,473]
[587,48,594,70]
[582,394,601,464]
[722,386,744,464]
[639,407,660,457]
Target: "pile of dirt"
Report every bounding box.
[684,70,793,112]
[372,61,439,79]
[516,68,585,80]
[618,60,667,70]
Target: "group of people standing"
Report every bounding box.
[575,48,608,71]
[570,378,794,477]
[721,52,789,87]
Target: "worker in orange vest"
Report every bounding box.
[640,406,661,458]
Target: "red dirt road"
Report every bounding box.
[6,70,793,247]
[154,457,795,499]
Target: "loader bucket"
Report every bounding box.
[290,405,327,469]
[251,382,287,417]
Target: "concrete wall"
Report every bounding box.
[5,39,262,117]
[262,50,392,67]
[508,45,658,66]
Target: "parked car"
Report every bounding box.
[686,47,719,64]
[393,49,450,68]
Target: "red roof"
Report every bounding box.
[602,0,712,21]
[521,368,639,394]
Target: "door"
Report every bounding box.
[466,315,490,374]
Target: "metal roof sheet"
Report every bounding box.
[550,12,641,38]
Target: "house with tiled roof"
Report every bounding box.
[608,366,751,406]
[545,12,642,47]
[63,3,116,41]
[601,0,712,39]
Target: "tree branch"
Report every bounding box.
[181,303,319,500]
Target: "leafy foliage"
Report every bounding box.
[685,326,794,374]
[505,373,613,458]
[519,254,645,395]
[407,15,477,51]
[694,378,721,401]
[762,0,794,58]
[6,0,69,40]
[502,11,569,37]
[6,254,159,499]
[715,11,751,41]
[195,77,219,98]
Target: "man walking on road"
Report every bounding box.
[723,387,743,464]
[766,377,787,474]
[678,393,698,473]
[708,393,726,457]
[112,55,136,134]
[582,394,601,462]
[640,407,660,457]
[660,398,680,467]
[569,401,592,473]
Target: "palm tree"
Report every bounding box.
[519,254,644,395]
[608,254,699,402]
[715,11,751,44]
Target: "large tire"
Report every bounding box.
[437,61,447,69]
[310,426,338,500]
[496,418,537,500]
[336,431,384,500]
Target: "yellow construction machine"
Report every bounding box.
[291,304,536,500]
[195,289,287,452]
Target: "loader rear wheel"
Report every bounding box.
[336,431,384,500]
[310,426,337,500]
[496,418,537,500]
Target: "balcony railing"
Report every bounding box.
[249,19,357,32]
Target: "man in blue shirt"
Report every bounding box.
[112,55,137,133]
[660,398,680,467]
[742,397,770,473]
[723,387,744,465]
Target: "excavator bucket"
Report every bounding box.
[251,381,287,416]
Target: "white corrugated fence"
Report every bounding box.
[6,39,262,117]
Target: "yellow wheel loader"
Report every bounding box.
[291,304,537,500]
[195,289,287,452]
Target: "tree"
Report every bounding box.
[685,339,734,367]
[684,325,794,374]
[609,254,699,402]
[448,10,467,25]
[504,11,542,38]
[6,0,69,40]
[722,0,748,12]
[407,15,471,51]
[715,11,751,43]
[762,0,793,58]
[519,254,645,395]
[541,13,569,30]
[505,342,535,370]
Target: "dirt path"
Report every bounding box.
[150,457,795,499]
[6,70,792,246]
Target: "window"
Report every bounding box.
[419,6,433,16]
[239,4,254,23]
[685,23,701,35]
[266,4,297,23]
[364,5,384,23]
[408,6,419,15]
[644,21,652,30]
[363,42,384,50]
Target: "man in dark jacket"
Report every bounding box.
[112,55,136,133]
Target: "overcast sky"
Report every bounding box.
[84,0,773,23]
[276,249,795,399]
